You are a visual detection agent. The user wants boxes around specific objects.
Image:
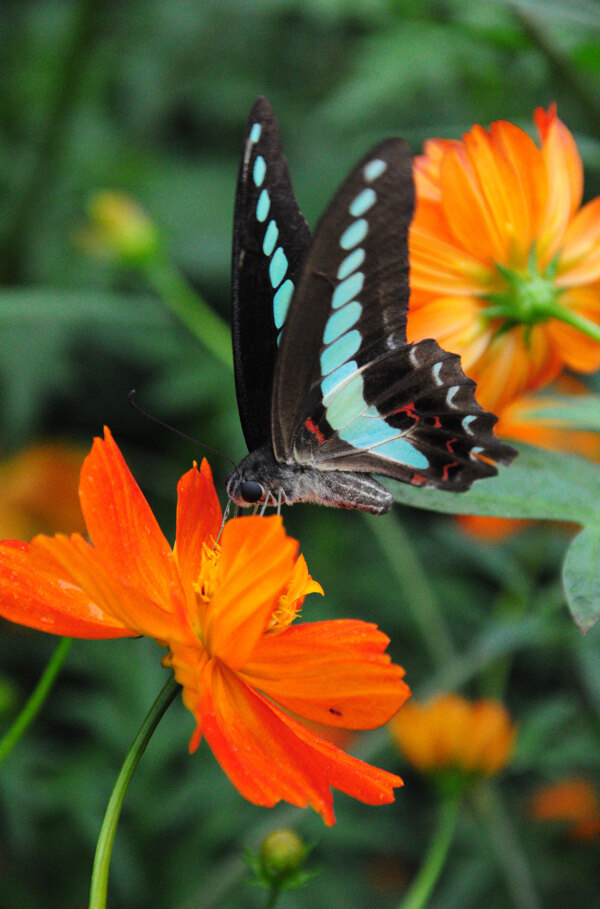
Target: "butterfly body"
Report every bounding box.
[228,445,393,514]
[227,98,516,513]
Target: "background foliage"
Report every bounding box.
[2,1,600,906]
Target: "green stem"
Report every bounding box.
[546,300,600,345]
[143,257,232,370]
[0,637,72,766]
[1,0,102,282]
[265,887,282,909]
[89,675,179,909]
[366,513,457,670]
[398,795,460,909]
[473,783,541,909]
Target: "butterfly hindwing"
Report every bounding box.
[232,97,311,452]
[289,338,513,490]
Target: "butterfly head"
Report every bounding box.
[226,446,294,509]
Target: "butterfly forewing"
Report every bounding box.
[270,135,516,490]
[232,97,311,452]
[272,138,414,457]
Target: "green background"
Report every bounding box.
[2,1,600,907]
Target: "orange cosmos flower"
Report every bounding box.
[0,428,409,825]
[389,693,516,784]
[0,441,87,539]
[530,778,600,841]
[408,105,600,414]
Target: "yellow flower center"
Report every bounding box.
[265,585,300,635]
[191,541,222,639]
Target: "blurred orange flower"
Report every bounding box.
[408,105,600,414]
[0,428,410,825]
[530,778,600,841]
[389,693,516,784]
[0,441,87,539]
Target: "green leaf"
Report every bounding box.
[520,394,600,431]
[563,525,600,633]
[392,445,600,630]
[390,445,599,523]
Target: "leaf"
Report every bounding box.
[520,394,600,431]
[563,525,600,633]
[391,445,599,523]
[392,445,600,631]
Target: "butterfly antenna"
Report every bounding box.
[214,499,232,548]
[128,389,236,468]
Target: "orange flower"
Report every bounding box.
[408,105,600,414]
[389,693,516,783]
[0,441,87,539]
[0,428,410,825]
[530,779,600,841]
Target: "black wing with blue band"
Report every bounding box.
[231,97,311,453]
[228,98,516,513]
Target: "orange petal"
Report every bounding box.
[32,533,183,641]
[535,105,583,216]
[439,144,506,265]
[547,297,600,373]
[409,213,493,296]
[535,107,582,265]
[200,660,403,826]
[406,296,493,372]
[0,539,133,639]
[203,516,298,668]
[559,196,600,286]
[463,124,533,266]
[174,460,222,590]
[244,620,410,728]
[79,428,185,616]
[490,120,547,243]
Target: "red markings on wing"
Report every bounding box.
[391,402,420,421]
[441,460,458,481]
[432,416,442,429]
[305,417,326,445]
[410,473,428,486]
[446,438,457,453]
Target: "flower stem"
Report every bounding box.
[0,636,72,767]
[547,300,600,344]
[265,887,283,909]
[472,783,541,909]
[89,675,179,909]
[398,794,460,909]
[143,257,233,370]
[366,513,458,670]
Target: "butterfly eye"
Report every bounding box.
[240,480,264,503]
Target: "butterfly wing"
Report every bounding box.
[271,139,516,490]
[231,97,311,452]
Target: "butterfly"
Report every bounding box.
[226,97,516,515]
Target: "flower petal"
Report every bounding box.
[31,533,183,641]
[203,516,298,668]
[0,539,133,639]
[535,106,583,264]
[440,144,507,265]
[548,291,600,373]
[200,660,403,826]
[559,196,600,286]
[243,620,410,728]
[174,460,222,590]
[79,428,185,614]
